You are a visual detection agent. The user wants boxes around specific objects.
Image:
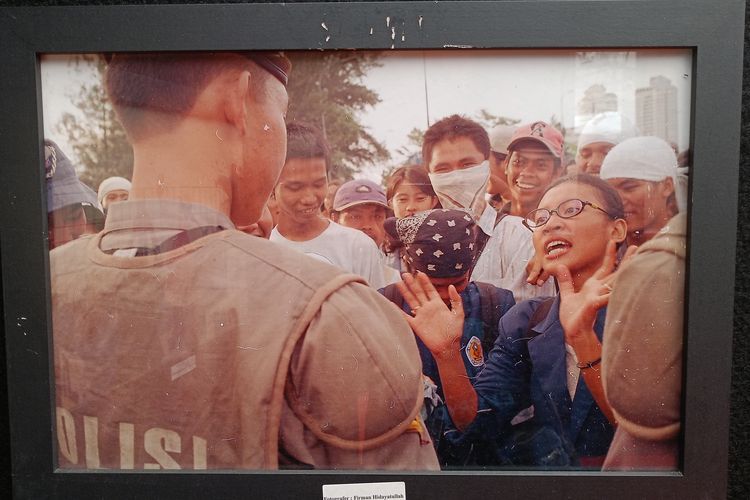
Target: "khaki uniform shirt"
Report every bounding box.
[51,199,439,470]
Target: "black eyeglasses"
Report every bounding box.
[522,199,614,230]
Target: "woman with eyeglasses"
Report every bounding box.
[398,173,633,468]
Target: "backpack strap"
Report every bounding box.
[105,225,225,256]
[382,283,405,310]
[265,273,367,468]
[475,281,502,355]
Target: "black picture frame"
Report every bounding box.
[0,1,744,498]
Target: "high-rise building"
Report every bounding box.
[636,76,678,146]
[578,84,619,116]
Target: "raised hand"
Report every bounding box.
[397,271,478,429]
[554,241,637,343]
[396,272,464,357]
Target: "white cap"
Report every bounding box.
[601,136,688,212]
[488,124,516,154]
[97,176,132,205]
[577,112,637,151]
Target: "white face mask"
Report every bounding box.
[428,161,490,214]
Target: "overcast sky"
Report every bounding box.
[41,48,692,183]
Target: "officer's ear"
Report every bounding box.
[225,70,251,135]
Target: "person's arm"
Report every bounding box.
[396,272,478,430]
[284,280,439,470]
[602,240,684,445]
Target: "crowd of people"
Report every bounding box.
[48,51,686,472]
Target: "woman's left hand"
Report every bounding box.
[554,241,636,354]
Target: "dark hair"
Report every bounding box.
[385,165,437,202]
[421,115,490,169]
[544,173,625,220]
[106,51,289,142]
[285,122,331,170]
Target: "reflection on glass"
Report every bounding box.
[43,49,690,471]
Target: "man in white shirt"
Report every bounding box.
[332,179,401,285]
[269,123,386,289]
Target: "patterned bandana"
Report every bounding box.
[384,209,477,278]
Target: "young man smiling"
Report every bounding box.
[270,123,386,289]
[504,121,565,218]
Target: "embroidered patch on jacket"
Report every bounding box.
[465,336,484,367]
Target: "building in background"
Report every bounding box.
[636,76,678,146]
[578,84,619,116]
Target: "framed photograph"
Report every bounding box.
[0,1,744,498]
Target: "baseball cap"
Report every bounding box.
[577,112,638,151]
[383,209,476,278]
[44,139,101,213]
[97,176,132,205]
[488,124,517,154]
[333,179,388,211]
[507,121,565,159]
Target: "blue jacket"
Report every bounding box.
[456,296,614,465]
[413,282,515,396]
[379,281,516,467]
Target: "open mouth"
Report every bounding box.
[515,180,537,190]
[545,239,571,258]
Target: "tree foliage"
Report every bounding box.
[394,127,425,166]
[57,52,389,189]
[285,52,389,180]
[472,109,521,129]
[57,55,133,191]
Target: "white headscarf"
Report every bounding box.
[600,136,688,212]
[97,176,132,205]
